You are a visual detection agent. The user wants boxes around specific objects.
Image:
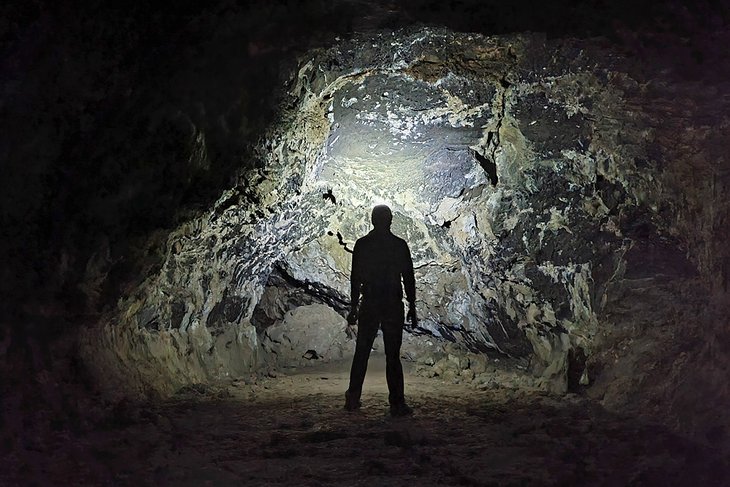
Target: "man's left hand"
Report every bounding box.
[406,303,418,328]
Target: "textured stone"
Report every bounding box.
[76,28,730,452]
[261,304,352,367]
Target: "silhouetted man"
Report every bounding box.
[344,205,417,417]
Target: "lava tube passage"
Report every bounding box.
[7,5,730,484]
[83,31,631,398]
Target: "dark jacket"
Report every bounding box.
[351,228,415,311]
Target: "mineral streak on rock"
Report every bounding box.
[80,27,722,414]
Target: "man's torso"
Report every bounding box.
[354,230,407,309]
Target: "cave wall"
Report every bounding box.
[3,0,728,448]
[77,28,727,408]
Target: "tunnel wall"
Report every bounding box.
[0,1,727,459]
[0,1,725,450]
[78,27,729,449]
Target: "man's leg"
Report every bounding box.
[382,317,409,415]
[345,313,378,410]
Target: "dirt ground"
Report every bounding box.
[2,355,728,486]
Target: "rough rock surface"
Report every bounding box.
[68,27,730,449]
[261,303,352,366]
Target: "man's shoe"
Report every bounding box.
[344,391,361,411]
[390,403,413,417]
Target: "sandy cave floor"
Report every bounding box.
[3,357,729,486]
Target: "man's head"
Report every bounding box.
[371,205,393,230]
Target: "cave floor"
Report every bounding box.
[4,357,727,486]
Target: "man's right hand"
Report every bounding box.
[346,308,358,326]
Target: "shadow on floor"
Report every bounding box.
[2,368,727,486]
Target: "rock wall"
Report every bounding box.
[2,0,727,457]
[79,27,728,410]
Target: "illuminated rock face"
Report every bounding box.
[81,28,722,412]
[272,32,639,392]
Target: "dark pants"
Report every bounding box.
[347,302,405,406]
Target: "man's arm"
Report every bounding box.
[348,240,362,325]
[402,242,417,326]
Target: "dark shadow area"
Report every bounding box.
[1,372,726,485]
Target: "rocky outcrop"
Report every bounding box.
[261,304,352,367]
[73,31,626,386]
